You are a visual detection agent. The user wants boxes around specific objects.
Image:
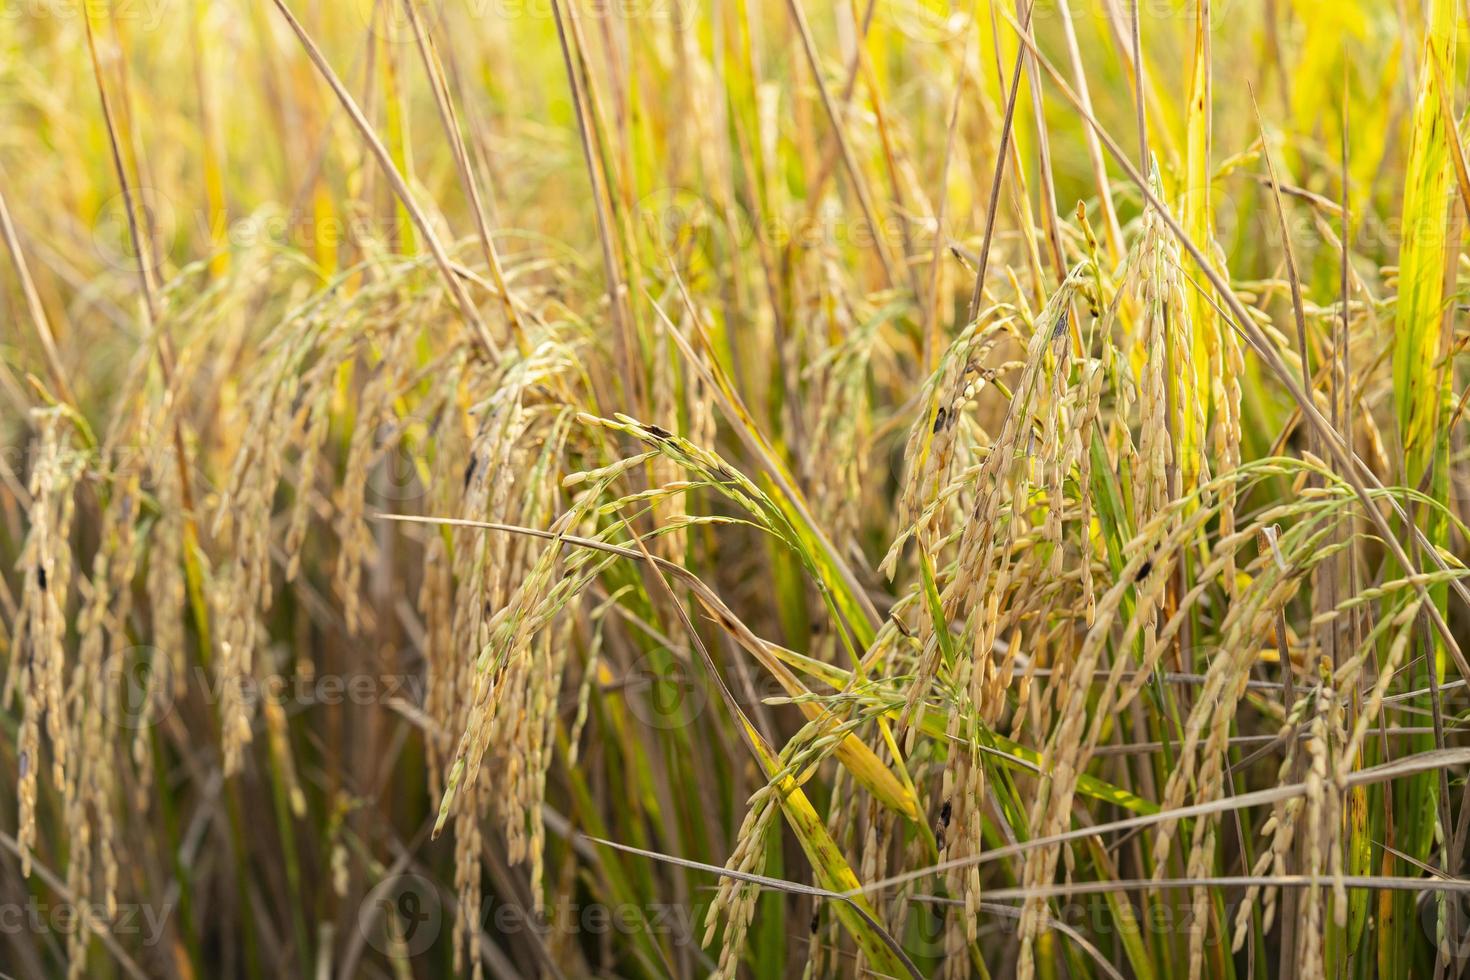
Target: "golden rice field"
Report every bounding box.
[3,0,1470,976]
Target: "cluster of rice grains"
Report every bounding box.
[8,397,175,978]
[864,182,1364,980]
[429,353,580,979]
[11,412,76,872]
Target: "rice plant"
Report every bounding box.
[2,0,1470,976]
